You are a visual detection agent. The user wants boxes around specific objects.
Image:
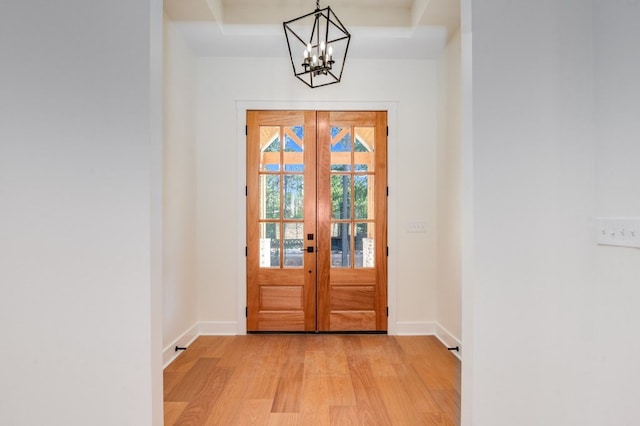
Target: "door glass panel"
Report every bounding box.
[260,126,280,172]
[331,174,351,219]
[283,175,304,219]
[331,223,351,268]
[354,127,375,172]
[283,223,304,267]
[331,126,351,171]
[258,123,306,269]
[260,174,280,219]
[284,126,304,172]
[355,223,375,268]
[354,175,373,220]
[260,222,280,268]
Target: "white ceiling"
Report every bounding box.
[164,0,460,59]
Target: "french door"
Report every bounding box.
[246,110,387,332]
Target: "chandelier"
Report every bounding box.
[283,0,351,88]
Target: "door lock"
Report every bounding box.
[306,246,315,253]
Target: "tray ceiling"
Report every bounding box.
[164,0,460,59]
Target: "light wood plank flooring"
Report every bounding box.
[164,335,460,425]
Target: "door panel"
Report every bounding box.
[247,110,387,332]
[247,111,317,332]
[317,111,387,332]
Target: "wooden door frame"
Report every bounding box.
[235,101,398,335]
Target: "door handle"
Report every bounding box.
[307,246,314,253]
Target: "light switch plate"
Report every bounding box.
[407,221,427,233]
[596,218,640,248]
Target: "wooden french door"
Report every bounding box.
[246,110,387,332]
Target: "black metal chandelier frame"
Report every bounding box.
[283,0,351,88]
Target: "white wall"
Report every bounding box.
[163,16,199,357]
[195,56,439,332]
[575,2,640,424]
[0,0,163,425]
[469,1,640,425]
[471,1,596,424]
[436,30,462,342]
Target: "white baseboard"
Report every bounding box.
[162,321,238,369]
[394,321,462,361]
[434,323,462,361]
[162,323,199,368]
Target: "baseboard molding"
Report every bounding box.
[434,323,462,361]
[162,323,199,368]
[395,321,462,361]
[162,321,238,369]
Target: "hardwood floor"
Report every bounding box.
[164,335,460,425]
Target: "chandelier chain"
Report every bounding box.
[316,0,320,10]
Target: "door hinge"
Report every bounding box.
[386,186,389,197]
[386,307,389,317]
[245,246,248,256]
[245,125,248,135]
[386,126,389,136]
[386,247,389,256]
[245,185,248,196]
[245,307,248,317]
